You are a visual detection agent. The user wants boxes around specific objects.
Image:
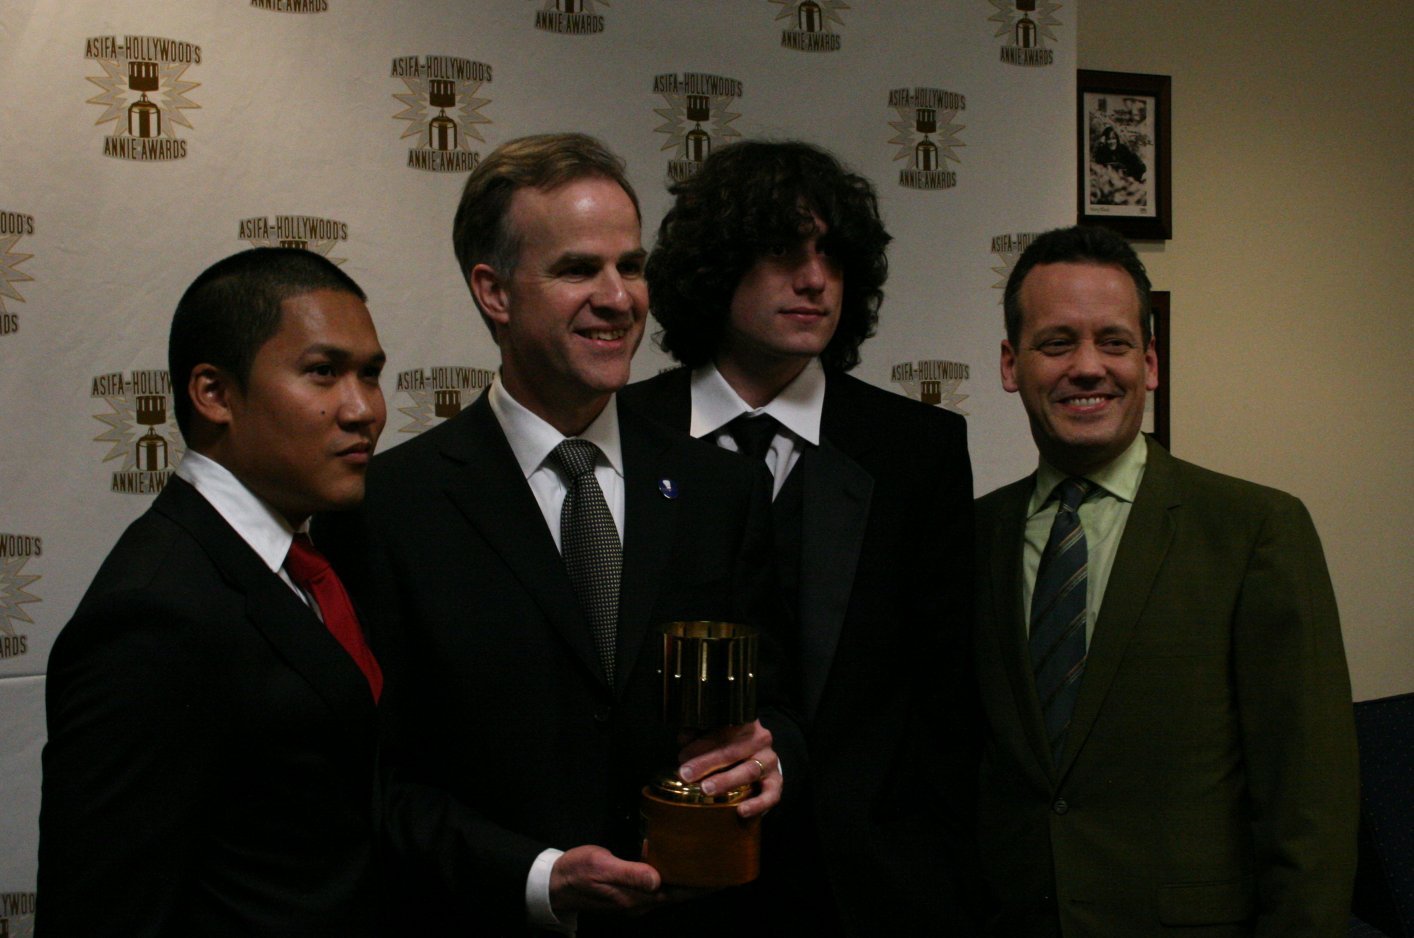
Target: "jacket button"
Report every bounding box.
[1052,799,1069,815]
[593,705,612,723]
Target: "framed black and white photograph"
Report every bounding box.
[1142,290,1170,449]
[1078,69,1171,240]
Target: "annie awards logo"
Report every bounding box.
[91,369,185,495]
[392,55,493,173]
[250,0,329,12]
[770,0,847,52]
[988,0,1061,67]
[892,359,971,414]
[887,87,966,190]
[1,891,37,937]
[531,0,608,35]
[652,72,743,182]
[0,534,41,661]
[395,365,495,435]
[239,215,349,263]
[84,35,201,162]
[990,231,1042,297]
[0,210,34,338]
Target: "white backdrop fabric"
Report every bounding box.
[0,0,1075,924]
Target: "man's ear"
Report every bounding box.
[469,264,510,332]
[189,363,238,428]
[1000,339,1020,393]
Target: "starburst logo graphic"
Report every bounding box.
[770,0,847,52]
[91,369,185,495]
[395,365,495,435]
[0,533,42,657]
[84,35,201,162]
[988,0,1062,67]
[0,211,34,337]
[989,231,1041,299]
[239,215,349,263]
[531,0,608,34]
[888,87,966,190]
[0,891,37,934]
[891,360,971,414]
[653,72,744,182]
[392,55,493,173]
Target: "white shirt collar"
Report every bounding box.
[487,373,625,480]
[175,449,302,574]
[688,358,825,445]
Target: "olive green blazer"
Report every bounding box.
[974,440,1358,937]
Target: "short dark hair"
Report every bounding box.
[1003,225,1152,347]
[451,133,640,333]
[168,247,366,441]
[646,140,891,372]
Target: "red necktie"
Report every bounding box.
[284,534,383,702]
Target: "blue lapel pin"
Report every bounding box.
[658,478,679,499]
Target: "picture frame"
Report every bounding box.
[1078,69,1171,240]
[1143,290,1170,449]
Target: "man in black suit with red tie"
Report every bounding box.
[620,140,981,934]
[38,248,388,936]
[338,133,802,935]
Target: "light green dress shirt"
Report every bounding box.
[1021,434,1149,646]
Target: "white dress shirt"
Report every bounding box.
[688,357,826,498]
[174,450,313,610]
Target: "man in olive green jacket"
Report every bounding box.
[975,225,1357,937]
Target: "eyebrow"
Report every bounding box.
[303,344,387,366]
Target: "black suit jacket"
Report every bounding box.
[974,441,1358,937]
[620,368,982,934]
[38,476,378,937]
[332,392,801,935]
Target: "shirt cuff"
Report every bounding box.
[526,847,576,934]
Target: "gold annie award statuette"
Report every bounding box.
[640,621,762,888]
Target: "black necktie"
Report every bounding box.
[550,439,621,684]
[1029,477,1093,767]
[725,413,781,462]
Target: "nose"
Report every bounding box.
[1068,339,1107,380]
[794,249,828,294]
[339,378,386,431]
[592,269,634,316]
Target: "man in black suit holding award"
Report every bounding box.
[341,133,801,935]
[39,248,388,936]
[621,140,981,934]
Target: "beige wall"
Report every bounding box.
[1079,2,1413,700]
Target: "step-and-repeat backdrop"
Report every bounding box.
[0,1,1074,926]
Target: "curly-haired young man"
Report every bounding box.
[621,140,982,935]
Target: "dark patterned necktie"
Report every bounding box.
[1029,477,1093,767]
[285,534,383,702]
[550,439,621,684]
[725,413,781,461]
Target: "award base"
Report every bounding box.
[639,775,761,888]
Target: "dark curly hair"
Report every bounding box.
[646,140,891,372]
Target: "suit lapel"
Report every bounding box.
[797,430,872,719]
[616,406,677,697]
[986,476,1057,780]
[435,394,604,684]
[1057,439,1180,778]
[154,477,375,731]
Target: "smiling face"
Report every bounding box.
[212,288,387,525]
[716,214,843,403]
[473,176,647,435]
[1001,261,1158,475]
